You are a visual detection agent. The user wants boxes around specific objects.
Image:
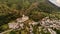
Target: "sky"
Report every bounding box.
[49,0,60,7]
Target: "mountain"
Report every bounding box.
[0,0,60,34]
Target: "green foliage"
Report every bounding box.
[10,31,16,34]
[0,0,60,33]
[0,24,8,32]
[53,29,60,34]
[0,0,60,25]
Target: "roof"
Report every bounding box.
[8,22,19,29]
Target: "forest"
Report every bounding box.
[0,0,60,34]
[0,0,60,25]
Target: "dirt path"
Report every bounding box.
[0,29,13,34]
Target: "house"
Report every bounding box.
[8,22,19,29]
[21,15,29,22]
[8,15,29,29]
[16,15,29,23]
[49,0,60,7]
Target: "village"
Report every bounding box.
[0,15,60,34]
[6,15,60,34]
[0,0,60,34]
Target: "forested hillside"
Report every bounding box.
[0,0,60,34]
[0,0,60,25]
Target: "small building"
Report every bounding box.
[16,15,29,23]
[22,15,29,22]
[16,18,23,23]
[8,22,19,29]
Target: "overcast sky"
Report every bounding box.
[49,0,60,7]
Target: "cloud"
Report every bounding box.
[49,0,60,7]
